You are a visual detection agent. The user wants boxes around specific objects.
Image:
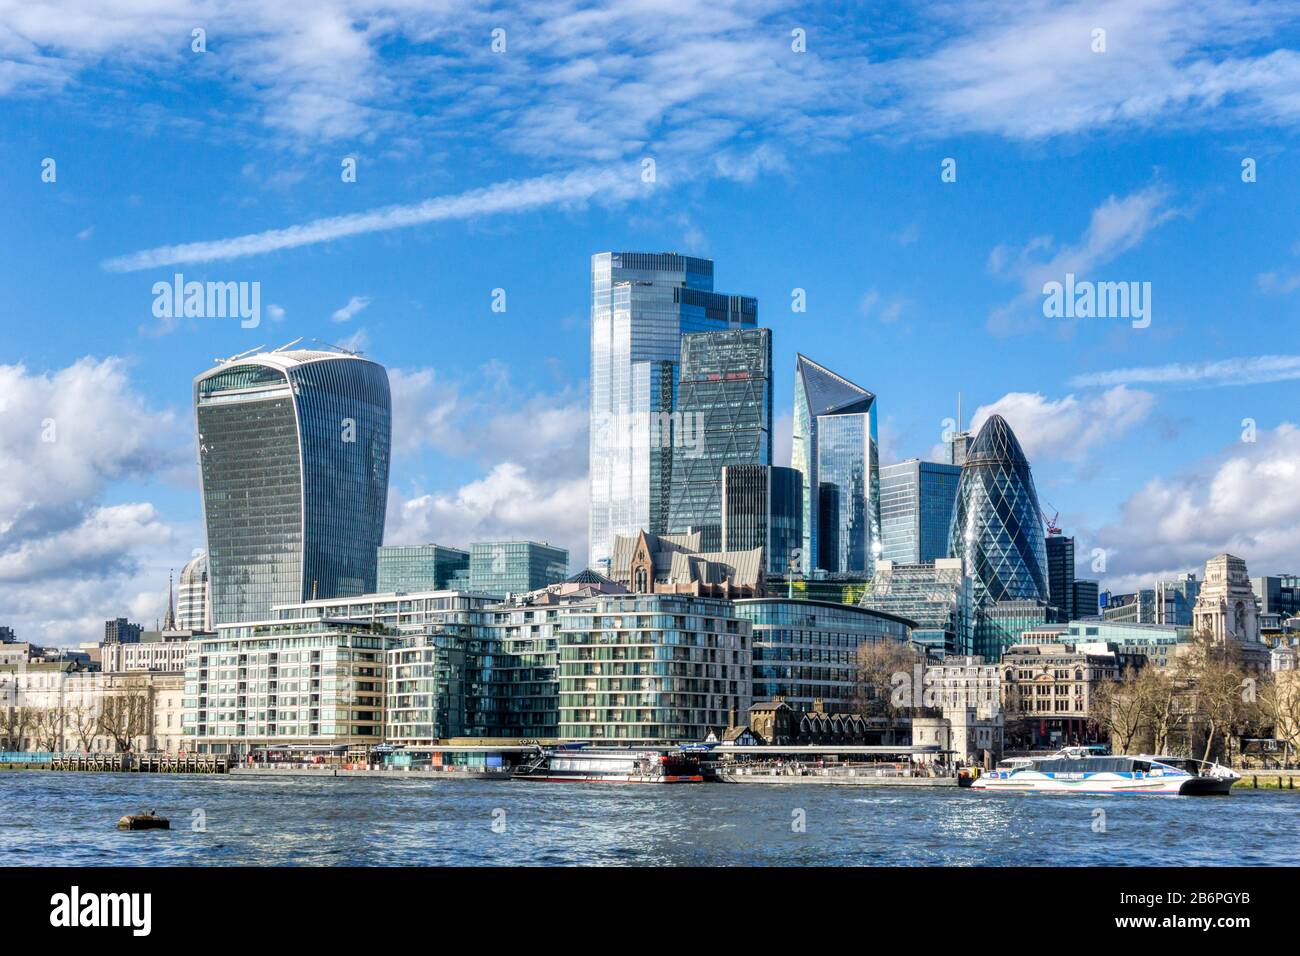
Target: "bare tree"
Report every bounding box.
[1135,666,1187,756]
[97,688,150,752]
[32,707,66,752]
[0,706,37,751]
[1091,676,1145,754]
[67,702,100,752]
[854,641,924,721]
[1257,672,1300,767]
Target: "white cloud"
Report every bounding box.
[330,295,370,323]
[0,358,188,644]
[1091,422,1300,587]
[386,463,586,566]
[1069,354,1300,389]
[970,386,1156,464]
[986,184,1178,333]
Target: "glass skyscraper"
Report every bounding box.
[949,414,1049,610]
[878,459,962,565]
[376,544,470,593]
[667,327,772,550]
[1046,533,1076,622]
[587,252,757,570]
[720,464,802,575]
[469,541,569,595]
[194,348,391,625]
[790,354,880,577]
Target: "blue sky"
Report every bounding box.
[2,0,1300,644]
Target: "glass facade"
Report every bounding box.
[667,328,772,550]
[974,599,1051,660]
[468,541,569,596]
[735,598,912,713]
[949,414,1048,610]
[195,352,391,626]
[177,551,210,631]
[721,464,802,575]
[1046,533,1075,622]
[861,558,972,656]
[588,252,757,570]
[556,594,751,743]
[878,459,961,565]
[790,354,880,576]
[376,544,470,593]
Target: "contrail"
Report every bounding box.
[102,166,639,272]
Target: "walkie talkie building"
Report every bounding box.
[194,347,392,625]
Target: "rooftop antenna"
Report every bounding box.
[956,392,962,434]
[215,344,266,365]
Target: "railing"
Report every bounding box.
[1,751,232,773]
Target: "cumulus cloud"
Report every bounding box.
[0,358,188,644]
[330,296,370,323]
[1090,422,1300,588]
[969,386,1157,465]
[384,362,588,564]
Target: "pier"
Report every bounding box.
[707,744,964,787]
[1,751,232,773]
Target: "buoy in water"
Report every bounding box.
[117,811,169,831]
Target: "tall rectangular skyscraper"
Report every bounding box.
[878,460,961,565]
[1046,533,1076,622]
[667,328,772,550]
[587,252,757,570]
[194,347,391,624]
[721,464,802,575]
[791,354,880,576]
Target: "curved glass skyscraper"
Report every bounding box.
[949,414,1049,607]
[194,348,391,624]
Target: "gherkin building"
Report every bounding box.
[949,414,1048,607]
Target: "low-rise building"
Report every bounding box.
[1000,642,1127,748]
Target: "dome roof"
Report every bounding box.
[179,551,208,586]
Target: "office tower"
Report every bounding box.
[194,346,391,625]
[945,395,973,467]
[1072,580,1100,618]
[469,541,569,595]
[791,354,880,576]
[1046,533,1076,622]
[177,551,211,631]
[863,558,973,656]
[103,618,143,644]
[587,252,758,570]
[878,459,962,564]
[736,597,911,713]
[721,464,803,576]
[1252,574,1300,617]
[376,544,471,593]
[949,414,1049,609]
[666,328,772,550]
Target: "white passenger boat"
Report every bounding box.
[971,747,1240,795]
[511,747,703,784]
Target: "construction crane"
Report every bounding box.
[1041,502,1061,536]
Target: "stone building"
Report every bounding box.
[1000,642,1127,748]
[610,530,765,598]
[1193,553,1262,647]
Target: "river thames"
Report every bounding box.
[3,772,1297,866]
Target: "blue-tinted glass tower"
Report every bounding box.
[588,252,757,571]
[949,414,1049,608]
[879,459,962,564]
[194,348,391,624]
[790,354,880,576]
[721,464,802,575]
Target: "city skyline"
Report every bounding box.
[4,2,1300,645]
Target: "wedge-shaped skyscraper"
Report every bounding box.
[194,347,392,625]
[948,414,1049,608]
[790,355,880,576]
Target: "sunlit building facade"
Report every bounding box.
[194,348,391,625]
[878,459,961,565]
[587,252,757,571]
[376,544,470,594]
[176,551,211,631]
[791,354,880,577]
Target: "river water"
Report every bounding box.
[3,772,1296,866]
